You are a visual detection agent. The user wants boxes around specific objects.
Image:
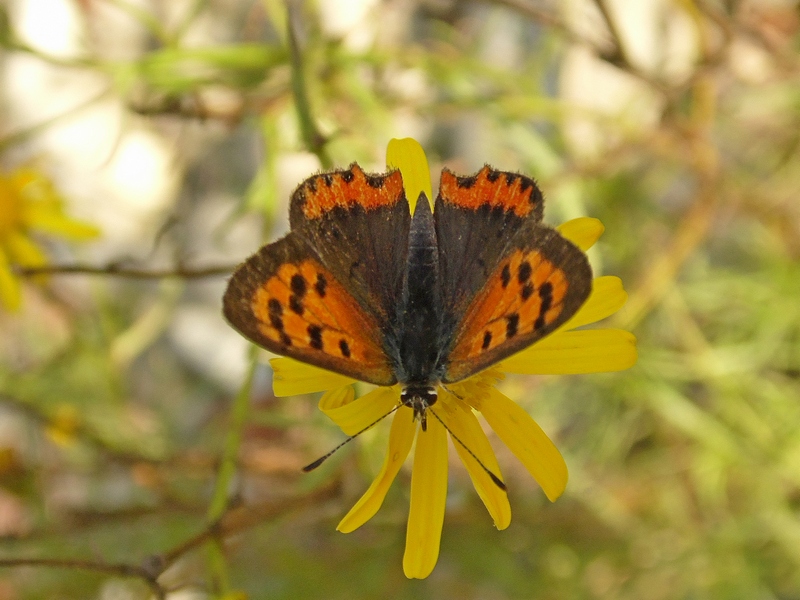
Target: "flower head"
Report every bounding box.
[0,167,100,310]
[271,139,637,578]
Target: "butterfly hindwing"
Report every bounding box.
[222,233,396,386]
[443,222,592,383]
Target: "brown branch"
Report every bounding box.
[159,480,339,570]
[0,557,166,599]
[0,481,339,595]
[15,264,237,279]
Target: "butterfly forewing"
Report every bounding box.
[434,166,545,325]
[223,233,397,386]
[443,223,592,383]
[289,164,411,331]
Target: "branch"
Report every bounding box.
[160,480,339,570]
[0,557,166,599]
[15,264,236,279]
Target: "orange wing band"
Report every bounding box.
[449,249,569,362]
[298,165,406,219]
[439,166,539,218]
[251,259,388,369]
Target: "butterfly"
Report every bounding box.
[223,164,592,428]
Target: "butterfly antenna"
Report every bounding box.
[302,404,401,472]
[427,407,507,492]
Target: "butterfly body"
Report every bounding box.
[223,164,593,421]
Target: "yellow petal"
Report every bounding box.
[403,413,448,579]
[437,390,510,529]
[561,276,628,330]
[319,386,398,436]
[557,217,604,251]
[22,206,101,240]
[386,138,433,213]
[5,231,47,267]
[337,406,416,533]
[270,357,357,396]
[0,248,22,311]
[470,388,567,502]
[501,329,638,375]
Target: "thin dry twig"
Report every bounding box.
[15,264,237,279]
[0,482,339,596]
[0,557,166,599]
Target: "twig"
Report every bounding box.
[15,264,236,279]
[160,480,340,570]
[204,354,257,592]
[0,557,166,599]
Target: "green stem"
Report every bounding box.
[205,349,257,592]
[286,4,331,169]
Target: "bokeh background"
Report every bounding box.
[2,0,800,598]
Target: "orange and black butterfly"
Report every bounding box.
[223,164,592,425]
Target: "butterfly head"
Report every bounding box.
[400,385,438,431]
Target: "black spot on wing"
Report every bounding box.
[534,281,553,331]
[268,298,282,316]
[289,295,304,315]
[339,339,351,358]
[521,282,534,301]
[268,298,284,331]
[456,174,477,188]
[341,170,355,183]
[518,261,532,284]
[501,264,511,288]
[539,282,553,312]
[365,174,385,188]
[482,331,492,350]
[315,273,327,297]
[308,324,323,350]
[506,313,519,338]
[290,274,307,298]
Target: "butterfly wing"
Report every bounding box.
[434,166,544,324]
[223,233,397,386]
[435,168,591,383]
[289,164,411,330]
[224,164,412,386]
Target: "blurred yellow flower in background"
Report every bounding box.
[270,139,637,579]
[0,167,100,310]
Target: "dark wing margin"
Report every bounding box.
[222,233,397,386]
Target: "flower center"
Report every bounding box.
[0,176,22,235]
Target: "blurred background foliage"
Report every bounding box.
[1,0,799,598]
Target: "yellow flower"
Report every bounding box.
[271,139,637,579]
[0,167,100,310]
